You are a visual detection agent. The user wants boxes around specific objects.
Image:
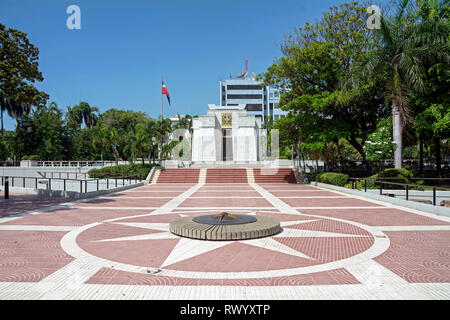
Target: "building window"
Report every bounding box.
[245,104,263,111]
[227,94,262,100]
[227,85,262,90]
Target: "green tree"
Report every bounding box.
[13,102,67,160]
[363,117,396,171]
[351,0,449,169]
[156,116,172,159]
[123,123,150,164]
[261,1,389,174]
[0,23,49,134]
[92,126,112,161]
[66,102,99,129]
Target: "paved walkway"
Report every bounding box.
[0,183,449,299]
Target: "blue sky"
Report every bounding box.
[1,0,340,130]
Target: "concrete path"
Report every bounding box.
[0,183,449,299]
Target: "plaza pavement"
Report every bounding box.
[0,182,449,300]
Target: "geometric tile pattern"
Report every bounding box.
[1,182,450,299]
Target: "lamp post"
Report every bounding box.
[152,137,156,164]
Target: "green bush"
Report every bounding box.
[369,168,412,189]
[21,155,40,161]
[88,164,155,179]
[317,172,349,186]
[348,168,423,190]
[307,172,322,182]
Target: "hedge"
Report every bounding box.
[317,172,349,186]
[88,164,155,179]
[344,168,423,190]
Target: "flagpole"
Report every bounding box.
[161,76,163,119]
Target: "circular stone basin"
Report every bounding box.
[193,212,257,225]
[170,212,280,241]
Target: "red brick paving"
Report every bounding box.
[76,222,160,242]
[192,191,261,197]
[73,197,171,207]
[300,208,450,226]
[80,238,180,267]
[275,236,374,264]
[374,230,450,283]
[0,230,74,282]
[2,208,153,226]
[281,197,382,207]
[163,242,315,272]
[179,197,272,207]
[1,182,449,289]
[0,193,68,218]
[285,218,373,236]
[86,267,360,286]
[269,191,341,197]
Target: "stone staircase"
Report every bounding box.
[156,168,200,183]
[246,168,255,183]
[198,168,207,183]
[253,168,297,184]
[205,168,248,183]
[150,168,161,184]
[152,168,297,184]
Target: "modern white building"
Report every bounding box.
[219,77,286,122]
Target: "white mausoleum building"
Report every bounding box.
[191,104,265,162]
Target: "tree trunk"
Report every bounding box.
[392,103,402,168]
[346,135,372,176]
[434,137,441,177]
[301,151,306,171]
[419,139,423,173]
[1,110,3,136]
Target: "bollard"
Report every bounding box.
[433,188,436,205]
[4,176,9,199]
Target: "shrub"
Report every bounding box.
[317,172,348,186]
[21,155,39,161]
[363,117,395,171]
[354,168,421,190]
[88,164,155,179]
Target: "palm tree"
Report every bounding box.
[92,126,110,161]
[145,119,159,164]
[156,116,172,160]
[109,127,122,164]
[65,105,82,129]
[262,115,274,156]
[123,132,138,164]
[350,0,449,168]
[0,88,32,135]
[78,102,99,129]
[66,102,99,129]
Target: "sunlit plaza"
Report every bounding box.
[0,0,449,304]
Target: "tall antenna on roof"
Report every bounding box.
[236,60,248,79]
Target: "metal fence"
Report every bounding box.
[0,174,144,194]
[348,177,450,206]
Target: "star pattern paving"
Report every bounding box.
[78,212,374,272]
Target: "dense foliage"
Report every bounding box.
[316,172,349,186]
[0,1,448,180]
[88,164,155,179]
[260,0,449,177]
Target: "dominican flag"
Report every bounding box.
[162,81,171,106]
